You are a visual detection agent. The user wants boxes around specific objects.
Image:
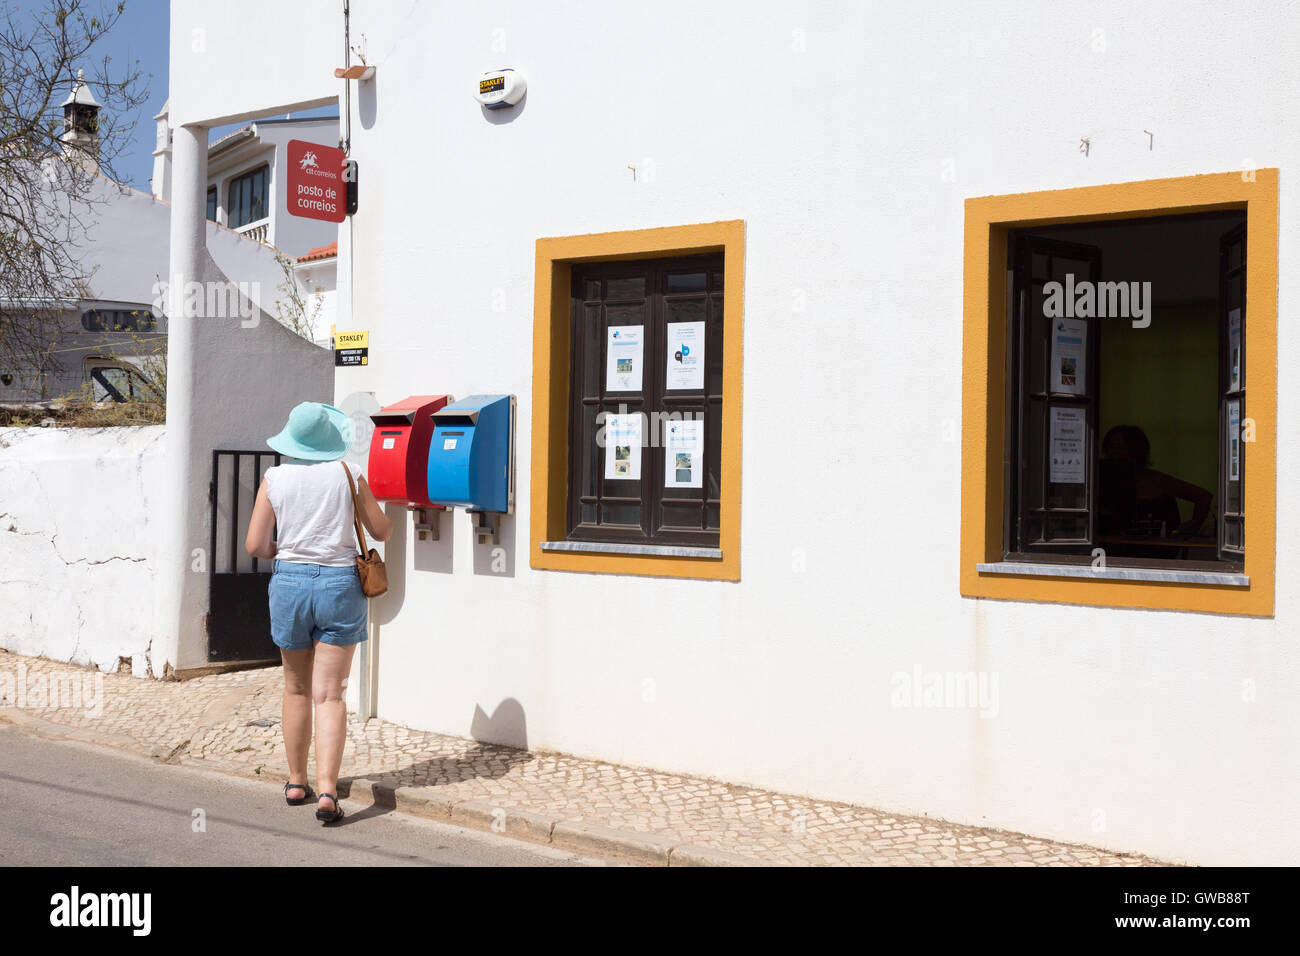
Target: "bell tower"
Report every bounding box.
[60,69,101,163]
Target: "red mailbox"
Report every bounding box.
[368,395,452,508]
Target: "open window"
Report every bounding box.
[1005,210,1247,571]
[962,171,1275,614]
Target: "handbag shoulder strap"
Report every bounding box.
[340,461,369,554]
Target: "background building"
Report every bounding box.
[154,107,340,257]
[0,76,317,404]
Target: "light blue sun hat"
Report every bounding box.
[267,402,353,461]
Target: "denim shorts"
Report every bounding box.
[268,560,368,650]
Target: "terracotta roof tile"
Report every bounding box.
[297,242,338,263]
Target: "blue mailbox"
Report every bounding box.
[426,395,515,539]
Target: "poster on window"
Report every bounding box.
[663,419,704,488]
[602,413,643,481]
[1228,308,1242,392]
[1227,399,1241,482]
[605,326,644,392]
[1049,318,1087,395]
[665,322,706,391]
[1049,407,1085,484]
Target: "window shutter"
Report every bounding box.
[1218,223,1246,563]
[1010,237,1102,557]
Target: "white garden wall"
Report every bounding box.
[0,427,164,677]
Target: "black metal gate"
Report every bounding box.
[209,449,281,662]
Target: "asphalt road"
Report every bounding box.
[0,724,609,867]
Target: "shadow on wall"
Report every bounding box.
[370,502,456,626]
[471,697,528,750]
[471,512,515,577]
[482,92,526,126]
[413,507,454,575]
[358,74,377,130]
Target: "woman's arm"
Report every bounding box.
[245,478,277,559]
[356,474,394,542]
[1148,469,1213,533]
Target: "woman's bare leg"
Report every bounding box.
[281,648,314,798]
[311,641,358,808]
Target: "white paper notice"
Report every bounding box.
[1050,318,1087,395]
[1049,407,1085,484]
[606,326,644,392]
[665,322,706,390]
[382,437,395,450]
[663,419,704,488]
[603,413,643,481]
[443,437,457,450]
[1228,308,1242,392]
[1227,399,1241,482]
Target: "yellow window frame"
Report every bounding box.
[961,170,1278,616]
[530,220,745,581]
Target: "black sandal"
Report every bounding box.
[284,781,314,806]
[316,793,344,824]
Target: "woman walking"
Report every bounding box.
[244,402,392,824]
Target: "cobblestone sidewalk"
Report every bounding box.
[0,649,1167,866]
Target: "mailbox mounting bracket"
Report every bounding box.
[413,508,442,541]
[472,510,501,545]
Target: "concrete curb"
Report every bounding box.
[551,819,676,865]
[449,800,559,846]
[668,843,779,867]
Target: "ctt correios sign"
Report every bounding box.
[286,139,346,223]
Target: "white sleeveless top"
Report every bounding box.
[264,460,364,566]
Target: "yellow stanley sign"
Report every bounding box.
[335,330,369,349]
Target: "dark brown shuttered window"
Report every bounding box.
[567,254,723,548]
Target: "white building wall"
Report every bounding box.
[294,257,337,341]
[170,0,1300,865]
[80,175,288,322]
[0,427,165,676]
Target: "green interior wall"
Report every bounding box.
[1098,300,1219,522]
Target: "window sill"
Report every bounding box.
[541,540,722,560]
[976,561,1248,587]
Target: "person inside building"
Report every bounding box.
[1099,424,1213,540]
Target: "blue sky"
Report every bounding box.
[8,0,169,188]
[10,0,334,190]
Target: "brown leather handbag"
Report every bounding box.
[341,462,388,597]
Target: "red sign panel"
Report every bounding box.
[286,139,346,223]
